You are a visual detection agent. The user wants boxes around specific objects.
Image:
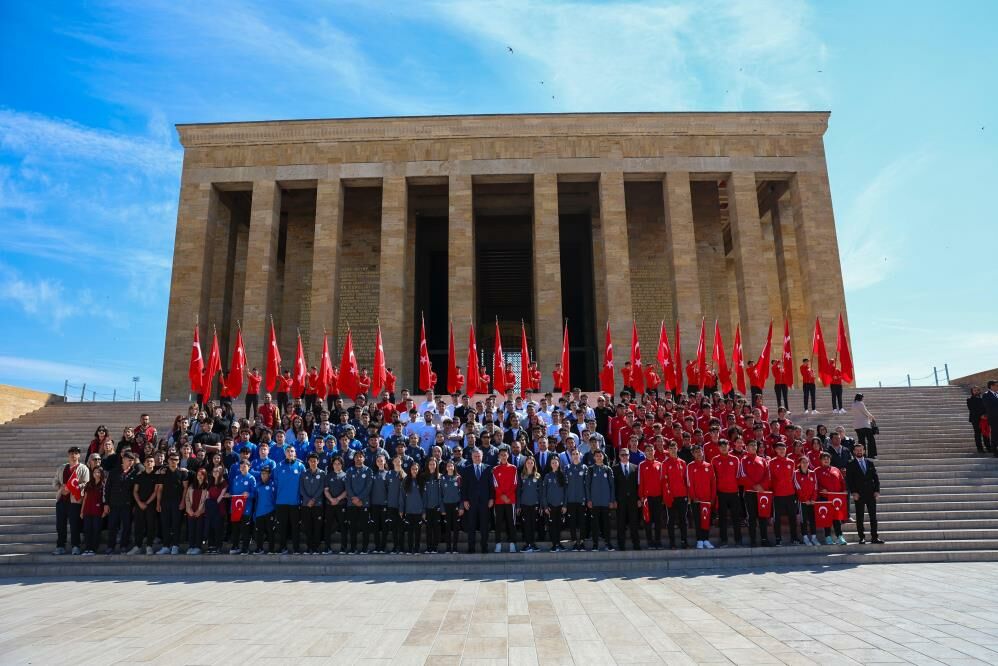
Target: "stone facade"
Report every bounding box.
[161,112,851,399]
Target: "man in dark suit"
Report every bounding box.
[982,381,998,458]
[460,448,494,554]
[612,449,641,551]
[846,443,883,544]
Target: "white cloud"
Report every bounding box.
[0,263,93,328]
[429,0,827,111]
[0,355,124,387]
[0,108,181,175]
[839,151,931,291]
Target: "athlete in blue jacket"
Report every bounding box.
[274,447,306,554]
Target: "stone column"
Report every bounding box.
[241,180,282,375]
[790,169,852,379]
[309,178,344,359]
[161,182,220,400]
[773,194,808,385]
[726,172,771,354]
[378,175,409,390]
[599,172,634,391]
[533,172,563,391]
[662,171,702,347]
[448,174,475,377]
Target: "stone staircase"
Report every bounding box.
[0,386,995,576]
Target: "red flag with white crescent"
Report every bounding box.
[630,321,645,394]
[712,320,732,395]
[732,324,746,395]
[189,326,204,393]
[827,492,849,521]
[782,318,794,388]
[699,501,712,531]
[657,321,676,392]
[339,328,360,399]
[755,321,774,387]
[202,330,221,398]
[291,332,307,397]
[224,328,247,397]
[230,496,247,523]
[492,320,505,394]
[559,323,571,394]
[599,321,614,395]
[317,334,334,399]
[695,318,707,389]
[756,491,774,519]
[812,316,832,386]
[371,325,386,397]
[815,501,833,529]
[265,319,281,392]
[836,313,854,384]
[419,315,432,392]
[67,465,82,501]
[519,322,530,398]
[466,323,479,398]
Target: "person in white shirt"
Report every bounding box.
[547,411,564,438]
[409,411,440,454]
[416,391,436,418]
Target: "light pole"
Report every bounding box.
[133,376,140,401]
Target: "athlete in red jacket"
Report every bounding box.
[637,447,664,548]
[492,449,519,552]
[687,446,716,549]
[738,440,771,547]
[794,455,819,545]
[768,442,799,545]
[711,440,742,546]
[815,452,847,544]
[662,443,689,549]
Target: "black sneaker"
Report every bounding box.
[871,538,885,544]
[858,538,867,544]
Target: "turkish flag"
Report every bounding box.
[827,492,849,521]
[419,316,432,392]
[66,465,82,501]
[600,320,615,394]
[755,321,774,386]
[371,326,386,397]
[317,334,334,399]
[466,323,479,398]
[492,320,505,394]
[291,332,307,397]
[694,318,707,389]
[812,316,833,386]
[699,501,712,531]
[836,314,854,384]
[656,321,676,392]
[782,318,794,387]
[814,501,833,529]
[712,320,732,394]
[519,322,531,398]
[230,495,248,523]
[224,328,247,397]
[265,319,281,392]
[447,322,460,395]
[630,321,645,394]
[189,326,204,393]
[202,330,221,399]
[674,322,682,392]
[559,323,571,394]
[338,328,359,399]
[641,501,650,524]
[756,491,774,519]
[732,324,746,395]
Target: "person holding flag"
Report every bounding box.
[686,445,716,549]
[794,454,819,546]
[246,367,262,419]
[800,358,817,414]
[189,324,204,405]
[599,321,615,396]
[815,451,848,545]
[52,446,90,555]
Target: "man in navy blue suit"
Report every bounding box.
[461,448,494,554]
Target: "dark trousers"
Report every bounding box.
[107,505,132,550]
[56,500,83,549]
[616,499,640,549]
[745,491,769,545]
[388,509,404,552]
[803,383,816,411]
[687,385,699,396]
[83,515,102,552]
[824,519,843,538]
[238,515,255,551]
[774,384,788,409]
[444,503,462,551]
[854,496,879,539]
[347,505,369,552]
[205,501,224,549]
[245,393,259,419]
[325,394,340,413]
[547,506,564,544]
[405,513,422,553]
[160,506,182,547]
[667,497,688,547]
[495,504,515,544]
[750,386,763,401]
[972,422,987,452]
[466,504,491,552]
[716,492,742,544]
[856,428,878,457]
[275,505,301,551]
[369,505,387,552]
[830,384,843,411]
[186,515,206,548]
[301,505,324,552]
[567,502,586,542]
[276,392,289,412]
[643,497,663,546]
[773,495,799,542]
[134,504,158,547]
[590,506,610,544]
[425,508,442,551]
[800,503,816,536]
[254,513,276,551]
[520,505,538,545]
[305,393,317,411]
[324,504,348,552]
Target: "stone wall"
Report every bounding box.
[335,187,382,368]
[0,385,63,425]
[951,368,998,391]
[626,182,671,356]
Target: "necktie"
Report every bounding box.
[476,465,481,480]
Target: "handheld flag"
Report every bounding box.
[827,491,849,521]
[447,321,460,395]
[419,315,432,392]
[339,328,359,398]
[814,501,833,529]
[67,466,82,501]
[202,330,221,399]
[466,323,479,398]
[695,318,707,389]
[224,328,247,396]
[519,322,530,398]
[756,491,774,519]
[230,495,248,523]
[782,318,794,388]
[492,319,505,393]
[372,325,386,396]
[812,316,832,386]
[699,502,712,531]
[712,320,732,394]
[732,324,746,395]
[836,314,854,384]
[189,325,204,393]
[265,319,281,392]
[317,334,334,399]
[559,323,571,394]
[630,321,645,394]
[291,332,307,397]
[755,321,774,386]
[656,321,676,392]
[599,320,615,394]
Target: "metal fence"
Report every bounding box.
[63,379,142,403]
[875,364,951,388]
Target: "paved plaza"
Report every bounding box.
[1,563,997,665]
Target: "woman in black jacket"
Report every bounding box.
[968,387,989,453]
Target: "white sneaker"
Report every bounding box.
[157,547,170,555]
[71,547,81,555]
[495,544,502,553]
[126,546,141,555]
[170,546,180,555]
[704,541,714,549]
[810,536,819,546]
[812,410,820,414]
[187,548,200,555]
[510,543,517,553]
[696,541,704,549]
[52,547,65,555]
[146,546,154,555]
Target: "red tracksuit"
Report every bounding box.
[637,460,663,498]
[794,469,818,503]
[686,461,716,504]
[711,454,740,494]
[661,457,688,507]
[769,457,796,498]
[738,454,770,491]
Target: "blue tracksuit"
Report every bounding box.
[274,459,306,506]
[517,475,541,507]
[230,473,258,515]
[565,463,588,503]
[586,465,615,507]
[441,474,462,505]
[401,482,425,514]
[250,457,276,481]
[542,473,568,509]
[422,476,444,512]
[254,480,277,518]
[345,466,373,507]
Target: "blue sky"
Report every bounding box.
[1,0,995,399]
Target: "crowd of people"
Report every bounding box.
[967,382,998,456]
[53,379,886,558]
